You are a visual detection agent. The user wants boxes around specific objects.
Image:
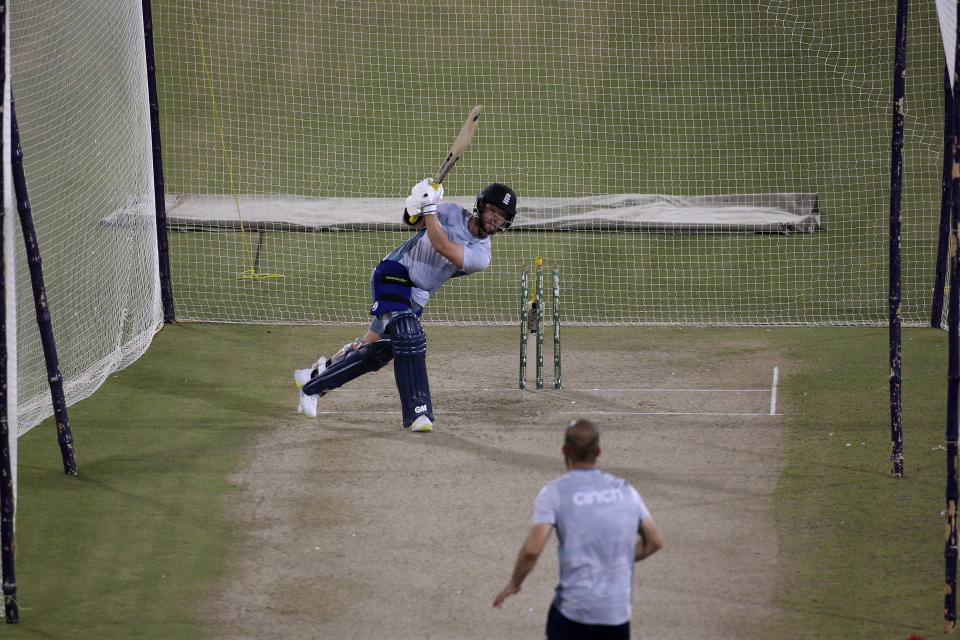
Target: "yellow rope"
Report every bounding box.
[189,2,282,280]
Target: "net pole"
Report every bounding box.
[888,0,907,478]
[0,0,16,622]
[946,2,960,628]
[935,65,953,329]
[142,0,174,323]
[0,176,14,620]
[946,131,960,631]
[10,100,76,476]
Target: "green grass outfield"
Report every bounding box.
[167,227,935,326]
[3,323,950,638]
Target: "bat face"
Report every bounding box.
[433,105,483,185]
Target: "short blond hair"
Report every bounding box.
[564,419,600,463]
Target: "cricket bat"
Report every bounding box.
[405,105,483,226]
[433,105,483,185]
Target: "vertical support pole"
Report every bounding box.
[935,65,954,329]
[0,245,15,623]
[947,142,960,632]
[10,101,76,476]
[946,1,960,630]
[142,0,175,323]
[0,268,15,625]
[553,265,561,390]
[252,229,266,276]
[519,266,528,390]
[888,0,907,478]
[0,0,17,623]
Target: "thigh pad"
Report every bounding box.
[370,259,414,316]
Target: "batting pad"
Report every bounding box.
[389,312,432,429]
[302,340,393,397]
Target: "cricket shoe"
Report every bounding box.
[294,368,312,389]
[294,369,311,414]
[408,415,433,433]
[295,357,328,389]
[298,388,318,418]
[294,357,327,416]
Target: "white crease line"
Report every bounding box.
[546,411,777,417]
[315,411,403,415]
[310,383,783,418]
[357,387,771,393]
[314,410,781,417]
[770,366,779,416]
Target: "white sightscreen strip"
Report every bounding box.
[105,193,822,234]
[938,0,957,86]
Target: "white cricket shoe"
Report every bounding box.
[298,389,318,418]
[295,358,326,417]
[294,369,311,414]
[295,357,328,389]
[294,368,312,389]
[408,415,433,433]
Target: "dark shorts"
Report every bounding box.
[546,605,630,640]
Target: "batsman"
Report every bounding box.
[294,178,518,432]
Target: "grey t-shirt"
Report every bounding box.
[533,468,650,626]
[386,201,491,308]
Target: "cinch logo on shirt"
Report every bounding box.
[572,488,625,506]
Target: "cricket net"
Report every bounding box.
[152,1,946,327]
[10,0,162,435]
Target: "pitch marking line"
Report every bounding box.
[316,367,783,418]
[358,387,772,393]
[313,410,777,417]
[770,366,779,416]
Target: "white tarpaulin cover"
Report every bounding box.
[118,193,821,234]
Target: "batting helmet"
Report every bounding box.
[475,183,518,229]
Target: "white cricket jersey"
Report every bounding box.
[385,201,491,308]
[533,468,650,626]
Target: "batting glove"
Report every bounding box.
[405,178,444,216]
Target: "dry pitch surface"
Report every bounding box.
[205,327,786,639]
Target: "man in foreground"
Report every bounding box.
[494,418,663,639]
